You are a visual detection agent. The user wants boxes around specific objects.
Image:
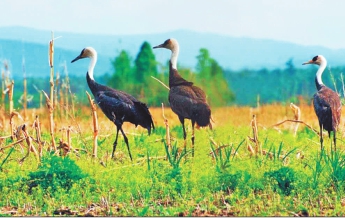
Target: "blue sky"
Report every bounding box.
[1,0,345,49]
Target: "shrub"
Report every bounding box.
[27,155,87,194]
[217,171,242,193]
[264,167,295,196]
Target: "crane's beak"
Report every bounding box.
[302,60,314,65]
[153,43,164,49]
[71,55,82,63]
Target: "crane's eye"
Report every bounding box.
[164,39,171,46]
[312,56,318,62]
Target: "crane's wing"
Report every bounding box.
[169,86,211,125]
[93,90,135,123]
[191,85,207,102]
[95,90,134,107]
[171,85,207,101]
[95,90,155,131]
[313,87,341,131]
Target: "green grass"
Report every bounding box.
[1,119,345,216]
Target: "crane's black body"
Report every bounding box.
[153,39,211,156]
[72,47,154,160]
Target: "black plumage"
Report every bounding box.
[303,55,341,150]
[153,38,212,155]
[71,47,154,160]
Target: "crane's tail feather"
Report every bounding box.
[134,101,155,134]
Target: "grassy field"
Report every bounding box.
[1,103,345,216]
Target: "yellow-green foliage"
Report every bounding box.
[0,105,345,216]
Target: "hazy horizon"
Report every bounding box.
[0,0,345,50]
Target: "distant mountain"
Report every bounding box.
[1,26,345,78]
[0,39,112,78]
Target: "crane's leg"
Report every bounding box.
[179,116,187,153]
[112,126,120,158]
[333,130,337,151]
[179,117,187,140]
[319,122,324,150]
[191,120,195,157]
[120,127,132,161]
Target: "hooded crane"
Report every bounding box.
[303,55,341,150]
[71,47,154,160]
[153,38,212,156]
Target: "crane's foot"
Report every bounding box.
[112,142,117,159]
[127,149,133,161]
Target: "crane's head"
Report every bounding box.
[71,47,97,63]
[302,55,326,66]
[153,38,179,51]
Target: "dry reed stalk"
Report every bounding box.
[63,62,71,119]
[47,32,57,151]
[0,62,11,131]
[161,103,171,148]
[0,137,26,151]
[58,139,70,156]
[69,87,75,118]
[32,115,43,157]
[151,76,170,90]
[22,58,27,121]
[9,111,23,141]
[21,124,39,162]
[247,140,255,156]
[67,125,72,149]
[59,81,64,119]
[54,72,60,113]
[0,135,12,140]
[42,90,57,150]
[86,91,99,158]
[271,119,319,135]
[23,76,27,121]
[13,125,29,160]
[290,103,301,136]
[8,80,14,117]
[49,32,55,104]
[58,127,79,156]
[59,126,73,151]
[248,115,261,155]
[14,124,26,153]
[33,85,43,110]
[63,82,68,120]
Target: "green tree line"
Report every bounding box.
[106,41,234,107]
[225,58,345,106]
[5,43,345,111]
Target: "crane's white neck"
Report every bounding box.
[316,59,327,86]
[170,44,179,70]
[88,54,97,80]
